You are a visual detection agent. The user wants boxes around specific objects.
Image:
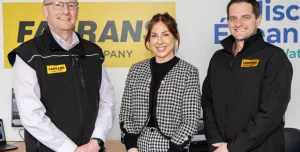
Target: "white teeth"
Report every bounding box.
[236,29,246,32]
[58,17,70,21]
[156,47,166,51]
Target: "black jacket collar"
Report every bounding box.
[220,29,266,56]
[43,26,87,57]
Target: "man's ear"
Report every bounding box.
[42,5,48,18]
[75,7,79,20]
[256,14,262,27]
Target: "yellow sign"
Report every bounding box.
[47,64,67,74]
[241,59,260,67]
[3,2,175,68]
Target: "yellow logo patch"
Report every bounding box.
[241,59,259,67]
[47,64,67,74]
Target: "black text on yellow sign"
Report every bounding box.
[241,59,260,67]
[17,20,149,43]
[3,2,175,68]
[47,64,67,74]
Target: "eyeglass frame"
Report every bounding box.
[44,1,79,10]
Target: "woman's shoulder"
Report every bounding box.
[129,58,151,71]
[177,58,198,72]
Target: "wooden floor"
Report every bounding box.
[8,140,126,152]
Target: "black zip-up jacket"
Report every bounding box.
[8,26,104,152]
[201,29,293,152]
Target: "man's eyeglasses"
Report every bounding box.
[44,2,79,10]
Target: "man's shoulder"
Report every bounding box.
[214,49,226,56]
[8,36,44,66]
[263,42,284,53]
[261,42,288,60]
[209,49,227,62]
[11,34,48,57]
[80,39,102,50]
[15,35,43,49]
[79,39,105,58]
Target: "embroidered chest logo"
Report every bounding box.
[47,64,67,74]
[241,59,259,67]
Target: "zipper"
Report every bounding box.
[74,57,86,90]
[225,53,239,140]
[230,56,236,68]
[69,53,84,145]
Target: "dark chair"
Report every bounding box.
[189,140,209,152]
[284,128,300,152]
[189,121,209,152]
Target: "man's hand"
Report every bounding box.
[74,139,100,152]
[212,142,229,152]
[128,148,139,152]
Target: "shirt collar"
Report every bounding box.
[50,30,80,50]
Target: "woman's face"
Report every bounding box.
[149,21,176,63]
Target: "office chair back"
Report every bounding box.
[284,128,300,152]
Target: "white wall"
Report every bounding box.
[0,0,299,141]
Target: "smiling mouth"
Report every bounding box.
[235,29,246,32]
[156,46,167,51]
[58,17,71,21]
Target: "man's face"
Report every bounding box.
[228,2,261,42]
[42,0,78,33]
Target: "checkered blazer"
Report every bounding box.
[119,58,201,147]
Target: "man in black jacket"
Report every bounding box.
[8,0,115,152]
[202,0,293,152]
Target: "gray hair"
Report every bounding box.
[43,0,78,4]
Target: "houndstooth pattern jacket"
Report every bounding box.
[119,58,201,148]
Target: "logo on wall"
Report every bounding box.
[214,0,299,59]
[2,2,175,68]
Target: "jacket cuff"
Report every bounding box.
[227,142,240,152]
[167,141,188,152]
[56,138,78,152]
[170,135,191,148]
[124,134,139,150]
[207,137,223,152]
[91,126,107,142]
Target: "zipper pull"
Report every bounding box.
[75,57,86,90]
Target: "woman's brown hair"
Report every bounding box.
[145,12,180,51]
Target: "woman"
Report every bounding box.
[119,12,201,152]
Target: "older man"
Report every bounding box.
[8,1,115,152]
